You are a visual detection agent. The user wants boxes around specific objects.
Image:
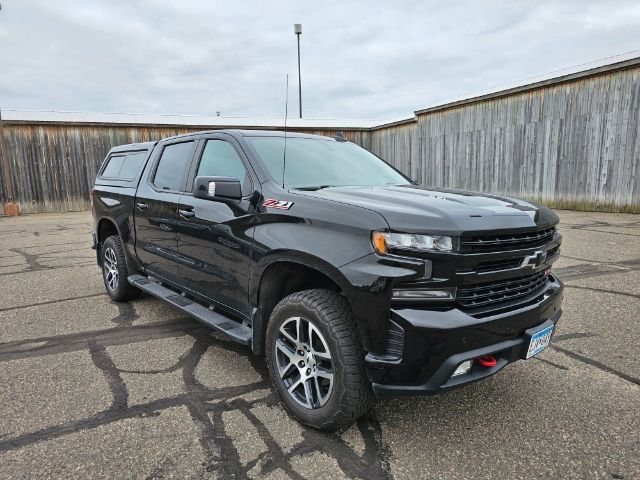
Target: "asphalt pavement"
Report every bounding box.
[0,210,638,479]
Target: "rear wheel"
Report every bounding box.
[101,235,140,302]
[265,289,374,430]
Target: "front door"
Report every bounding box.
[175,135,258,318]
[134,139,197,285]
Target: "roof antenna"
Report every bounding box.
[282,74,289,188]
[335,130,347,142]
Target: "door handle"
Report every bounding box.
[135,202,148,211]
[179,209,195,219]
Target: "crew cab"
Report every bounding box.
[91,130,563,429]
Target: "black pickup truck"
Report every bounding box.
[91,130,563,429]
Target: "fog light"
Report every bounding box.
[452,360,472,377]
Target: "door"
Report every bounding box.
[176,135,258,318]
[134,139,197,284]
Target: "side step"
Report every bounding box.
[128,275,251,345]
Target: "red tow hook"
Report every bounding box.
[477,355,497,368]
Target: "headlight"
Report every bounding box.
[372,231,453,254]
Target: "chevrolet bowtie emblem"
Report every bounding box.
[521,250,547,269]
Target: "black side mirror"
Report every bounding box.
[193,176,242,201]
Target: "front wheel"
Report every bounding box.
[265,289,374,430]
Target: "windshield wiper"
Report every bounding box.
[293,185,335,191]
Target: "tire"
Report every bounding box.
[265,289,374,430]
[101,235,140,302]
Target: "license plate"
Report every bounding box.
[526,324,554,359]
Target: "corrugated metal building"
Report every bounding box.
[1,52,639,213]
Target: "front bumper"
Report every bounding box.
[366,274,563,396]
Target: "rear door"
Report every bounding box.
[134,138,197,284]
[175,134,258,318]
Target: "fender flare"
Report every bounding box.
[249,250,355,305]
[95,215,140,272]
[249,251,358,356]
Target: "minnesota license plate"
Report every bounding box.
[526,324,554,359]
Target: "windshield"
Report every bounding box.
[247,137,410,189]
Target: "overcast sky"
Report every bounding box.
[1,0,639,120]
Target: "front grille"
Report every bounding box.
[457,257,523,274]
[547,245,560,257]
[460,227,556,252]
[457,271,548,309]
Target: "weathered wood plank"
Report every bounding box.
[1,66,639,213]
[368,67,640,212]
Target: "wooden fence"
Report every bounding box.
[0,124,369,213]
[368,66,640,213]
[1,59,639,214]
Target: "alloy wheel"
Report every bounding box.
[103,247,119,291]
[274,316,334,409]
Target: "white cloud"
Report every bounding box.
[0,0,638,120]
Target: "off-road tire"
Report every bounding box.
[265,289,374,430]
[101,235,140,302]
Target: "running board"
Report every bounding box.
[128,275,251,345]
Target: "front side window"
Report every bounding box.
[247,137,409,189]
[153,141,194,191]
[196,140,251,195]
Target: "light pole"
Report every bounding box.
[294,23,302,118]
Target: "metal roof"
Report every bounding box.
[2,51,638,129]
[0,110,383,130]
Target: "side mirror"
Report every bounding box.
[193,176,242,201]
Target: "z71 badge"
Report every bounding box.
[263,198,294,210]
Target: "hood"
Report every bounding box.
[293,185,559,234]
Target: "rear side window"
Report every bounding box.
[101,151,147,180]
[153,141,194,191]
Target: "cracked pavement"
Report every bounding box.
[0,211,638,479]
